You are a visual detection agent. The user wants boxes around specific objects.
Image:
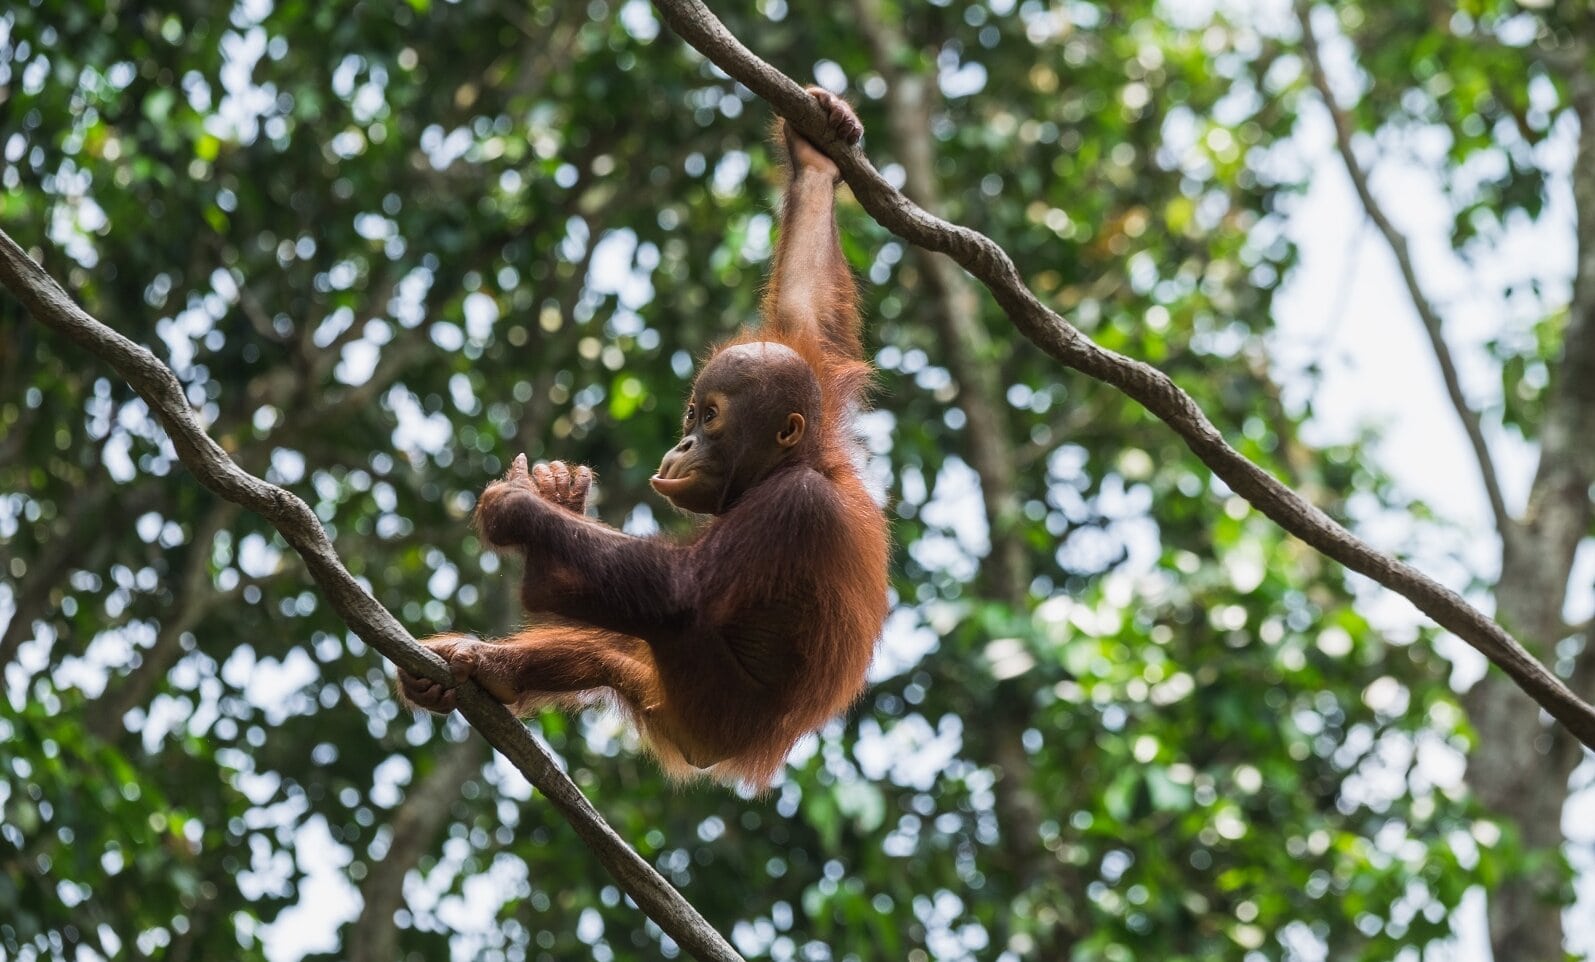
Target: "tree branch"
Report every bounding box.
[647,0,1595,750]
[0,229,744,962]
[1295,0,1512,535]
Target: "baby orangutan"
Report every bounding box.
[400,88,887,787]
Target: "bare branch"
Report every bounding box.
[0,229,743,962]
[647,0,1595,750]
[1296,0,1511,535]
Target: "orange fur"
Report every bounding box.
[400,90,886,790]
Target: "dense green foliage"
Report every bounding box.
[1,1,1584,960]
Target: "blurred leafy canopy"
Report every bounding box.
[3,0,1579,959]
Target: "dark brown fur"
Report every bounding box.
[399,89,887,789]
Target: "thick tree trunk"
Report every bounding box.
[1464,86,1595,962]
[1467,543,1585,960]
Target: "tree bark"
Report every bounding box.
[1464,83,1595,962]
